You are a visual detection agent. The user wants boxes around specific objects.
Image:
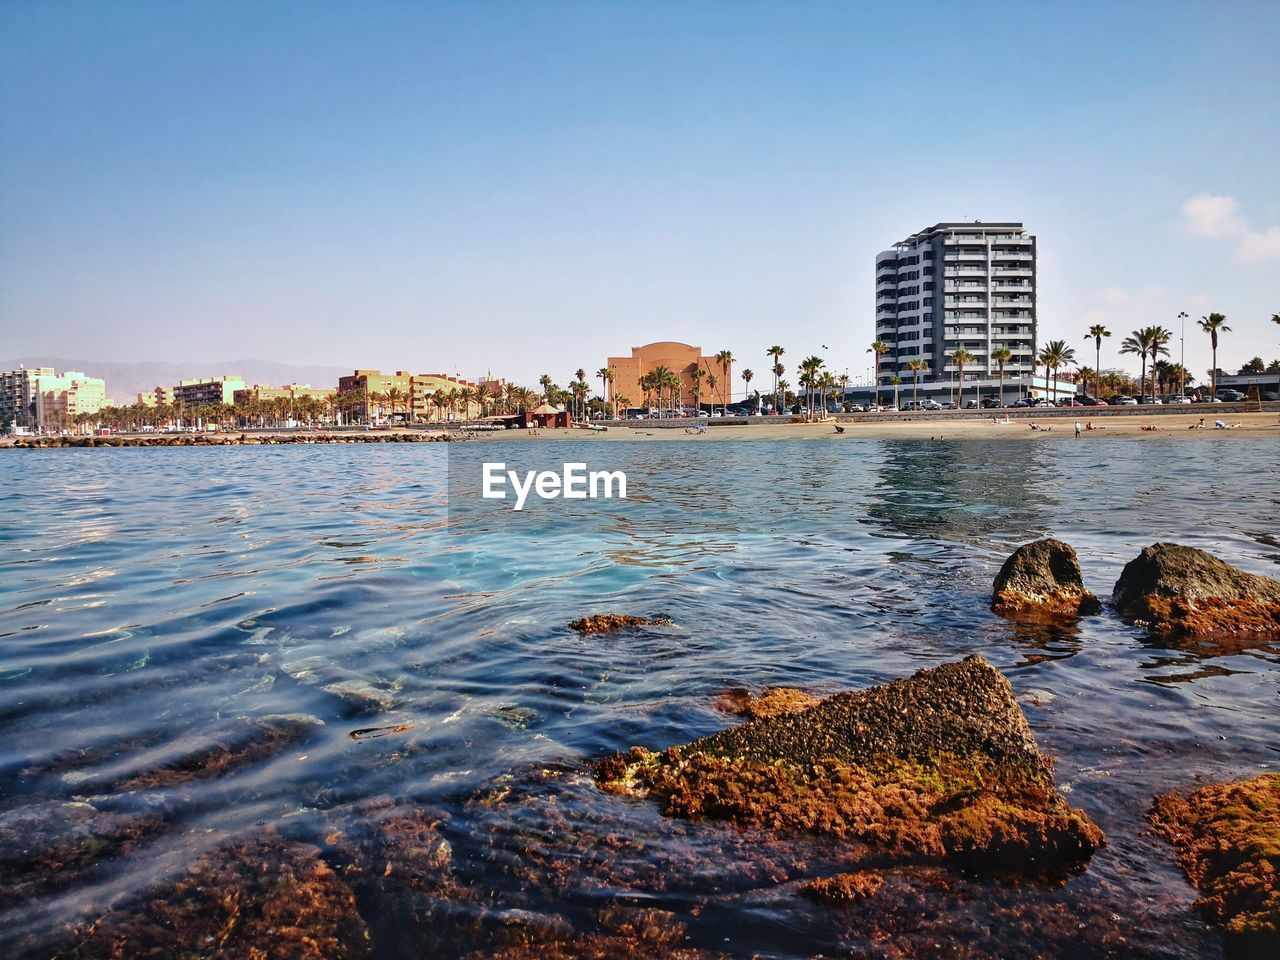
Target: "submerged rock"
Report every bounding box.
[802,869,884,905]
[63,833,371,959]
[568,614,669,634]
[1149,773,1280,948]
[596,656,1103,878]
[1113,543,1280,639]
[992,539,1101,618]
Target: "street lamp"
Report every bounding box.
[1177,311,1188,397]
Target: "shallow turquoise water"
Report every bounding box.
[1,440,1277,957]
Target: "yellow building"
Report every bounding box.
[410,373,495,421]
[337,370,413,421]
[233,383,334,405]
[137,386,176,407]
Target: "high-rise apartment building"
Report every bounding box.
[875,222,1036,389]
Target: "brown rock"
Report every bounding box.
[992,539,1101,618]
[802,869,883,904]
[596,656,1104,878]
[1150,773,1280,948]
[1114,543,1280,638]
[568,614,669,634]
[714,686,821,719]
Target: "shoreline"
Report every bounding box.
[3,411,1278,447]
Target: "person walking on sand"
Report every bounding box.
[1075,421,1082,439]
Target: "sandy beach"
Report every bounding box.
[475,410,1280,441]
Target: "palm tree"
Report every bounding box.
[1075,366,1096,401]
[776,378,790,413]
[664,368,682,413]
[906,358,926,407]
[1039,340,1077,402]
[868,341,889,408]
[950,348,976,407]
[539,374,553,402]
[1085,324,1110,396]
[573,369,587,420]
[1145,328,1172,399]
[1272,314,1280,399]
[741,368,754,412]
[385,386,407,423]
[800,356,824,419]
[1199,313,1231,397]
[889,375,902,410]
[1120,329,1155,403]
[989,348,1012,407]
[690,368,704,414]
[597,367,614,419]
[766,346,784,413]
[715,350,733,414]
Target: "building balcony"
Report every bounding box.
[992,266,1033,276]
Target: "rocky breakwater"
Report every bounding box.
[1150,774,1280,954]
[3,432,453,449]
[596,655,1104,881]
[991,538,1101,618]
[1113,542,1280,639]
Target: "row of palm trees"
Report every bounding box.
[56,379,562,434]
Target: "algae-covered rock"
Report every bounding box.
[802,870,883,904]
[992,539,1101,618]
[1114,543,1280,639]
[63,833,371,960]
[1149,773,1280,948]
[596,656,1103,878]
[568,614,669,634]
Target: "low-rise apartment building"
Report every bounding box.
[173,376,247,407]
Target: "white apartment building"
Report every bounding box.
[875,222,1038,395]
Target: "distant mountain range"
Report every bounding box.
[0,357,350,405]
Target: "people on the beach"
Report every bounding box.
[1215,420,1242,429]
[1140,425,1158,432]
[1189,418,1205,430]
[1074,421,1082,439]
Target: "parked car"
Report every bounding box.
[922,400,944,410]
[1056,397,1085,407]
[1264,392,1279,402]
[981,397,1003,409]
[1110,395,1138,406]
[1167,395,1193,404]
[864,404,882,413]
[1137,396,1163,405]
[1215,389,1246,402]
[962,399,980,409]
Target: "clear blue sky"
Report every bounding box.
[2,0,1278,391]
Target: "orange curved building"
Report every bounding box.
[606,341,731,411]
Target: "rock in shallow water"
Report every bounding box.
[1149,773,1280,949]
[568,614,670,634]
[1113,542,1280,639]
[992,539,1101,618]
[596,655,1104,878]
